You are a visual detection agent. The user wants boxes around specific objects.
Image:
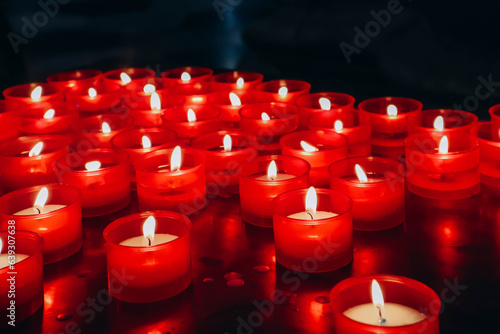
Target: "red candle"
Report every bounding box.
[15,101,79,135]
[126,92,184,127]
[3,83,63,107]
[161,104,221,142]
[55,148,130,216]
[0,184,81,263]
[296,92,355,128]
[123,76,176,98]
[0,135,70,193]
[255,80,311,103]
[280,130,348,187]
[210,71,264,90]
[0,231,43,324]
[103,212,191,303]
[191,131,259,197]
[134,147,206,215]
[405,132,480,199]
[0,100,19,141]
[207,90,267,123]
[46,69,102,95]
[161,66,213,85]
[167,81,220,105]
[329,156,405,230]
[406,109,478,136]
[358,97,423,159]
[239,155,310,227]
[65,85,123,115]
[239,102,299,155]
[308,109,371,157]
[272,187,353,272]
[102,68,155,93]
[71,114,134,149]
[474,121,500,187]
[330,275,440,334]
[489,104,500,123]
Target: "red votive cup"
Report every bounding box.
[239,155,310,227]
[135,148,206,215]
[280,130,348,187]
[167,81,220,105]
[405,132,480,199]
[15,101,79,135]
[308,109,371,157]
[210,71,264,90]
[55,149,130,216]
[0,184,81,263]
[123,77,176,98]
[330,275,440,334]
[191,131,259,197]
[110,128,177,186]
[489,104,500,122]
[329,157,405,230]
[161,104,221,142]
[296,92,356,127]
[474,122,500,187]
[0,231,43,325]
[207,90,267,123]
[71,114,134,149]
[3,83,63,107]
[47,69,102,95]
[255,80,311,103]
[126,94,185,127]
[0,135,70,193]
[102,68,155,93]
[407,109,478,136]
[103,211,191,303]
[65,85,123,115]
[358,97,423,159]
[0,100,19,141]
[272,188,353,272]
[239,102,299,155]
[161,66,213,85]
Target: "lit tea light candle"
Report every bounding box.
[352,164,384,183]
[88,87,97,98]
[142,135,152,149]
[334,120,343,131]
[31,86,42,101]
[43,108,55,119]
[319,97,331,110]
[187,108,197,122]
[181,72,191,82]
[85,160,101,171]
[169,146,181,172]
[255,160,294,181]
[278,86,288,97]
[150,92,161,111]
[119,216,178,247]
[434,116,444,130]
[28,141,44,157]
[300,140,318,152]
[261,112,271,121]
[387,104,398,116]
[120,72,132,85]
[101,122,111,134]
[438,135,449,154]
[287,187,336,219]
[236,77,244,88]
[13,187,65,215]
[223,134,232,152]
[0,238,28,269]
[143,84,156,94]
[229,92,241,106]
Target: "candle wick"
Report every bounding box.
[34,207,41,214]
[270,176,275,181]
[306,211,314,220]
[376,305,386,324]
[147,237,152,246]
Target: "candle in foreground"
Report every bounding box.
[406,109,478,136]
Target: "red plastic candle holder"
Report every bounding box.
[191,131,259,197]
[296,92,356,127]
[474,122,500,187]
[239,102,299,155]
[65,85,123,115]
[255,80,311,103]
[71,114,134,149]
[135,148,206,215]
[406,109,478,136]
[207,90,267,123]
[330,275,440,334]
[358,97,423,159]
[0,231,43,325]
[3,83,63,107]
[405,132,480,199]
[239,155,310,227]
[15,101,79,135]
[55,149,130,216]
[102,68,155,92]
[103,211,191,303]
[161,66,213,85]
[210,71,264,90]
[280,130,348,187]
[0,184,81,263]
[0,135,70,193]
[329,157,405,230]
[308,109,371,157]
[167,81,220,105]
[126,94,185,127]
[161,104,221,141]
[0,100,19,141]
[489,104,500,122]
[123,76,176,96]
[272,188,353,272]
[47,69,102,95]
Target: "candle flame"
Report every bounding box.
[150,92,161,111]
[43,109,55,119]
[181,72,191,81]
[34,187,49,210]
[300,140,318,152]
[31,86,42,100]
[142,135,152,149]
[229,92,241,106]
[0,238,2,254]
[319,97,331,110]
[120,72,132,84]
[170,146,182,172]
[267,160,277,180]
[433,116,444,130]
[334,120,343,131]
[387,104,398,116]
[28,142,44,157]
[371,280,385,311]
[261,112,271,121]
[438,136,449,154]
[142,216,156,245]
[236,77,244,87]
[187,108,197,122]
[305,186,317,218]
[278,86,288,96]
[143,84,156,93]
[88,88,97,98]
[85,161,101,171]
[223,134,232,152]
[355,164,368,182]
[101,122,111,134]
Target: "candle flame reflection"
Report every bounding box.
[120,72,131,84]
[387,104,398,116]
[43,109,55,119]
[267,160,277,180]
[223,134,232,152]
[85,161,101,171]
[34,187,49,210]
[355,164,368,182]
[150,92,161,111]
[305,186,317,217]
[142,216,156,245]
[170,146,182,172]
[236,77,244,87]
[29,142,44,157]
[142,135,152,149]
[319,97,331,110]
[181,72,191,81]
[438,136,449,154]
[88,88,97,98]
[434,116,444,130]
[278,86,288,96]
[229,92,241,106]
[261,112,271,121]
[31,86,42,100]
[143,84,156,94]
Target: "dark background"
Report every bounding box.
[1,0,499,120]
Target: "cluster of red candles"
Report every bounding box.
[0,66,498,333]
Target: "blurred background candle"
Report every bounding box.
[127,92,184,127]
[407,109,478,136]
[162,104,221,143]
[474,122,500,187]
[102,68,155,93]
[15,101,79,135]
[296,92,356,128]
[489,104,500,123]
[167,81,220,105]
[255,80,311,103]
[0,100,19,140]
[3,83,63,107]
[161,66,213,85]
[71,114,134,149]
[210,71,264,90]
[66,85,123,115]
[207,90,267,124]
[47,69,102,95]
[122,76,176,100]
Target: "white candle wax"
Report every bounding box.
[255,173,294,181]
[287,211,337,219]
[13,204,66,216]
[343,302,426,327]
[0,254,29,269]
[119,233,178,247]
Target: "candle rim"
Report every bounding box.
[329,157,404,184]
[358,97,422,116]
[211,71,263,84]
[296,92,356,110]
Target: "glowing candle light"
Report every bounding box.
[300,140,319,152]
[170,146,181,172]
[142,136,152,149]
[28,142,44,157]
[150,92,161,111]
[120,72,132,84]
[88,88,97,98]
[236,77,244,88]
[143,84,156,94]
[386,104,398,116]
[118,216,178,247]
[187,108,197,122]
[319,97,331,110]
[101,122,111,134]
[223,134,232,152]
[229,92,241,106]
[355,164,369,182]
[278,86,288,96]
[43,109,55,119]
[31,86,42,100]
[438,136,449,154]
[334,120,343,131]
[181,72,191,82]
[433,116,444,130]
[85,161,101,171]
[261,112,271,121]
